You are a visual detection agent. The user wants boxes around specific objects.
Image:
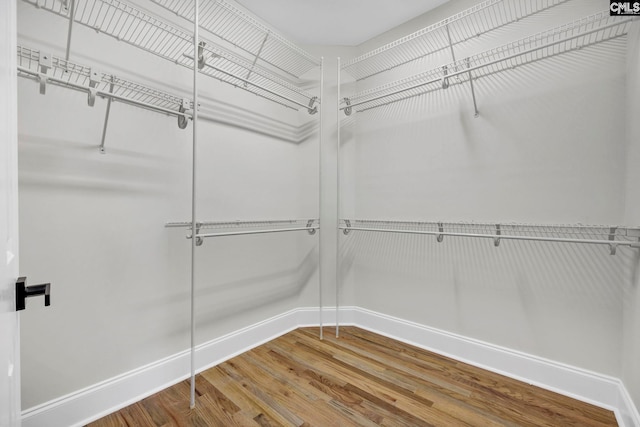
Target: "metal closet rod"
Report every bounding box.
[166,219,318,227]
[194,225,320,239]
[339,226,640,249]
[340,17,634,111]
[17,66,191,119]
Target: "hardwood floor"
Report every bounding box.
[88,327,618,426]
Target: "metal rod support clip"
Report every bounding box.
[441,65,449,90]
[609,227,618,255]
[38,52,52,95]
[178,99,190,129]
[494,224,501,247]
[185,223,203,246]
[307,219,317,235]
[343,97,352,116]
[307,96,319,115]
[87,68,101,107]
[437,223,444,242]
[197,41,206,70]
[343,219,351,235]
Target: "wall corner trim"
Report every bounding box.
[21,306,640,427]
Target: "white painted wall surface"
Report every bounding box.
[340,0,632,378]
[17,0,320,409]
[623,22,640,414]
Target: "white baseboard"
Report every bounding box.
[21,306,640,427]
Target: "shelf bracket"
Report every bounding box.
[441,65,449,90]
[197,41,206,70]
[307,96,319,115]
[185,223,203,246]
[343,97,352,116]
[343,219,351,235]
[37,52,52,95]
[465,58,479,118]
[64,0,76,62]
[99,75,115,154]
[494,224,501,247]
[609,227,618,256]
[445,24,459,79]
[307,219,317,235]
[178,99,190,130]
[87,68,101,107]
[245,32,269,88]
[437,223,444,243]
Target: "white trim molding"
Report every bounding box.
[21,306,640,427]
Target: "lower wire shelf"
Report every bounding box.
[166,219,320,242]
[340,219,640,254]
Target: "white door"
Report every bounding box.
[0,0,22,425]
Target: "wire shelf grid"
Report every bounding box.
[342,0,569,81]
[22,0,318,111]
[340,219,640,248]
[17,44,189,114]
[166,219,320,239]
[150,0,321,78]
[341,11,634,113]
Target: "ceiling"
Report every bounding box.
[235,0,449,46]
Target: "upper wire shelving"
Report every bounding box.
[340,11,635,114]
[341,0,569,81]
[342,0,567,80]
[150,0,321,79]
[22,0,320,112]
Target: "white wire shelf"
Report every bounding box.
[342,0,569,81]
[22,0,320,112]
[166,219,319,240]
[340,219,640,253]
[17,44,192,118]
[340,11,635,114]
[150,0,321,79]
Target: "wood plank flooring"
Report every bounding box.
[88,327,618,426]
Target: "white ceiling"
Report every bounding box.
[235,0,449,46]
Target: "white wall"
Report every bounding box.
[340,0,632,378]
[16,1,320,409]
[623,22,640,413]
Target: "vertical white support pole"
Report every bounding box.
[319,57,324,340]
[65,0,76,62]
[190,0,199,410]
[335,57,341,338]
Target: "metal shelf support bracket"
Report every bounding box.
[99,75,116,154]
[343,219,351,235]
[178,99,190,130]
[307,220,317,235]
[343,97,352,116]
[609,227,618,255]
[308,96,319,115]
[466,58,479,118]
[37,52,51,95]
[87,68,101,107]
